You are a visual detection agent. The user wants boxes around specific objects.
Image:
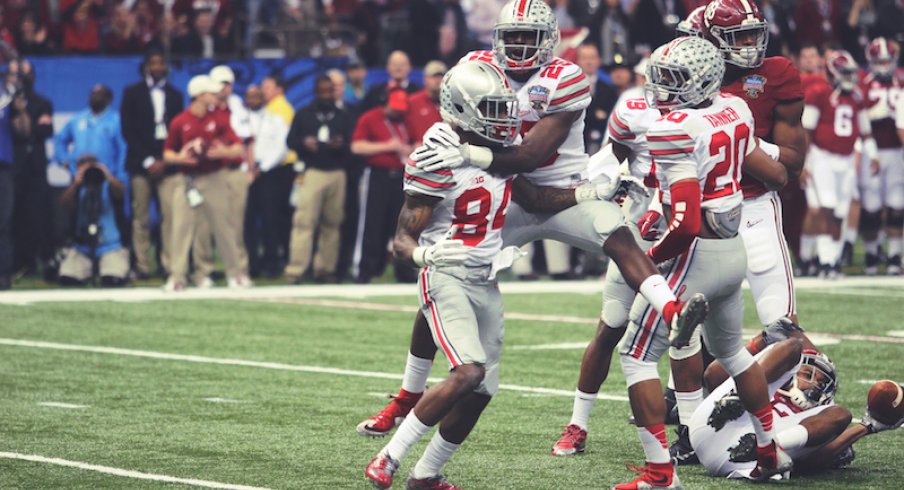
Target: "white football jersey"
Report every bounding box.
[606,95,660,186]
[404,161,512,266]
[646,93,756,213]
[461,50,592,188]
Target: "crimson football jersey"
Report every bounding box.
[722,57,804,198]
[859,73,903,149]
[805,84,867,155]
[800,72,829,97]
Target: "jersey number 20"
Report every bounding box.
[704,123,750,200]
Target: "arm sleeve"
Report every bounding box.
[647,179,702,263]
[858,108,872,137]
[801,105,820,130]
[607,102,639,143]
[352,114,370,143]
[163,119,180,152]
[546,65,592,114]
[403,160,455,199]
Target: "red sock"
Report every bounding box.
[637,423,670,464]
[750,405,775,447]
[747,337,762,354]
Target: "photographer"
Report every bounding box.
[57,154,130,286]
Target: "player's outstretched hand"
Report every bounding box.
[761,317,806,345]
[413,226,470,267]
[861,408,904,434]
[422,122,461,149]
[410,144,465,173]
[616,175,650,203]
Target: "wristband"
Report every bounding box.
[412,246,427,267]
[863,137,879,161]
[574,184,597,203]
[461,143,493,170]
[759,140,781,161]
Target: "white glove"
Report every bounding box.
[575,175,620,202]
[861,407,904,434]
[410,144,466,172]
[616,175,650,203]
[413,226,470,267]
[422,122,461,149]
[489,246,528,280]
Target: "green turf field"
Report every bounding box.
[1,285,903,489]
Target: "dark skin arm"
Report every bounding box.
[795,413,868,473]
[772,100,807,181]
[511,177,578,214]
[744,145,788,191]
[392,192,442,268]
[486,111,581,176]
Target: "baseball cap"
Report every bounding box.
[424,60,447,77]
[187,75,220,97]
[210,65,235,86]
[387,89,409,111]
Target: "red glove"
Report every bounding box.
[637,210,663,241]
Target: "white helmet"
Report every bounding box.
[778,350,838,410]
[493,0,560,73]
[644,36,725,110]
[440,61,521,146]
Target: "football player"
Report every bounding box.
[614,36,790,489]
[803,50,877,278]
[667,0,811,464]
[859,38,904,275]
[358,0,707,439]
[691,337,904,479]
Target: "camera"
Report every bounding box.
[83,166,106,187]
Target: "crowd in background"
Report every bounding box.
[1,0,904,289]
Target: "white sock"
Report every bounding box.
[382,412,431,462]
[411,431,461,480]
[800,235,816,261]
[843,227,858,245]
[401,352,433,394]
[637,424,671,464]
[888,238,903,258]
[568,390,598,430]
[675,389,704,427]
[865,240,880,256]
[830,238,844,265]
[816,234,835,265]
[639,275,677,317]
[666,371,675,390]
[775,424,809,452]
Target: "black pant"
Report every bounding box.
[12,156,53,273]
[0,165,14,278]
[354,166,417,283]
[245,165,293,276]
[337,160,363,279]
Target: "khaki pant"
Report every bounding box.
[192,166,250,281]
[59,247,130,282]
[156,173,182,275]
[130,174,155,275]
[166,169,243,285]
[285,168,345,278]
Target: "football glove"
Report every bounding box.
[637,209,664,241]
[616,175,650,203]
[861,408,904,434]
[410,144,465,172]
[761,317,806,346]
[412,226,470,267]
[422,122,461,149]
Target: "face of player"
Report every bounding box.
[794,364,832,404]
[471,98,519,147]
[503,30,540,61]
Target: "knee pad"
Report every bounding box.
[620,354,660,387]
[861,210,883,231]
[594,212,626,245]
[888,209,904,228]
[669,325,702,360]
[719,348,755,377]
[602,299,630,329]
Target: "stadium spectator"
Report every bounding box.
[285,75,354,284]
[261,74,297,260]
[120,51,184,279]
[464,0,506,49]
[54,84,126,182]
[15,12,54,56]
[407,0,443,66]
[8,59,55,278]
[240,84,289,278]
[405,60,445,146]
[161,75,245,291]
[133,0,163,48]
[576,42,614,155]
[57,154,130,286]
[172,0,234,28]
[60,0,103,54]
[104,4,143,54]
[350,88,414,284]
[760,0,796,58]
[326,69,347,108]
[794,0,843,50]
[589,0,633,66]
[343,60,368,109]
[360,50,422,112]
[171,8,232,59]
[628,0,685,54]
[0,72,14,289]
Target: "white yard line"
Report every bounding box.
[0,452,272,490]
[203,398,252,404]
[1,276,902,305]
[37,402,88,409]
[0,338,629,402]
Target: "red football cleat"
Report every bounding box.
[358,389,423,437]
[551,424,587,456]
[406,475,461,490]
[749,440,792,482]
[613,462,681,489]
[365,452,400,489]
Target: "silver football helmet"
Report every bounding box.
[778,350,838,410]
[644,36,725,110]
[493,0,560,72]
[440,61,521,146]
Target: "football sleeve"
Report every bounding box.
[769,58,805,102]
[546,65,592,114]
[607,101,639,143]
[403,160,455,199]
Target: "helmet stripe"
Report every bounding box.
[739,0,755,21]
[516,0,529,18]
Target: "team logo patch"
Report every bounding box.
[742,75,767,99]
[527,85,550,111]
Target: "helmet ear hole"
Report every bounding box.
[454,103,465,114]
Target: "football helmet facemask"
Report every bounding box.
[826,50,860,92]
[440,61,521,146]
[645,36,725,110]
[494,0,560,73]
[704,0,769,68]
[866,37,899,80]
[778,350,838,411]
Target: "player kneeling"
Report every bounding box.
[615,36,789,489]
[364,61,523,490]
